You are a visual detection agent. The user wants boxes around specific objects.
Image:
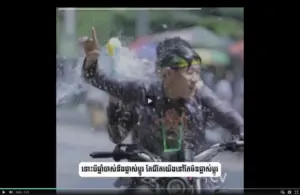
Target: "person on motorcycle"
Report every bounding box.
[80,28,243,161]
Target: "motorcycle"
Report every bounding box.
[90,140,244,195]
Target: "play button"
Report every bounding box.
[146,96,155,106]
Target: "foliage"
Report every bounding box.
[190,8,244,21]
[56,9,244,55]
[57,9,243,39]
[197,16,243,40]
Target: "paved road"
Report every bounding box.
[56,108,244,190]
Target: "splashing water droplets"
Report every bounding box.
[56,57,88,106]
[100,40,156,83]
[56,38,157,107]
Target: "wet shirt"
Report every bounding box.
[106,100,138,144]
[83,59,244,159]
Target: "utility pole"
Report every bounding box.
[135,10,149,38]
[62,8,77,58]
[61,8,77,83]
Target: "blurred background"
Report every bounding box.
[56,8,244,189]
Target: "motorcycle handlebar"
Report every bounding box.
[216,140,244,148]
[90,141,243,161]
[90,151,156,161]
[90,152,115,158]
[194,140,243,162]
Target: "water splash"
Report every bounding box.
[56,57,87,106]
[56,38,156,107]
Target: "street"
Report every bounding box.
[56,107,244,190]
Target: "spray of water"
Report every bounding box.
[56,55,88,106]
[56,37,157,107]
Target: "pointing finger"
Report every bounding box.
[91,27,100,49]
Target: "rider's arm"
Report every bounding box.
[106,100,133,144]
[82,58,147,104]
[198,84,244,135]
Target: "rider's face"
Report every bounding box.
[162,64,201,98]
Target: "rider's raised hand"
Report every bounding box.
[79,27,101,67]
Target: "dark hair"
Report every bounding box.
[156,37,201,68]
